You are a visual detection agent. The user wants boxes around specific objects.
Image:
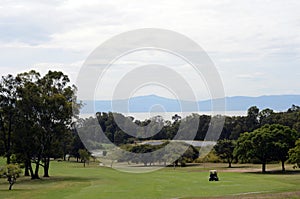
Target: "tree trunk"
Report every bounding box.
[228,161,232,168]
[28,163,34,178]
[6,114,13,165]
[43,157,50,177]
[8,176,15,190]
[26,153,34,178]
[281,160,285,172]
[43,166,49,177]
[262,162,266,173]
[24,160,30,176]
[32,158,41,179]
[6,153,11,165]
[9,183,13,190]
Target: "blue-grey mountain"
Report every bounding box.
[81,94,300,113]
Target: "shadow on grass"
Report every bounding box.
[0,188,32,192]
[0,176,99,192]
[246,169,300,175]
[13,175,100,185]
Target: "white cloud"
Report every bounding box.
[237,72,265,80]
[0,0,300,98]
[32,60,83,83]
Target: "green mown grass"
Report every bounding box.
[0,160,299,199]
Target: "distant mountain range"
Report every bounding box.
[81,94,300,114]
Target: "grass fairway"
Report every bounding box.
[0,160,300,199]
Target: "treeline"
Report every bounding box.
[78,105,300,145]
[77,108,300,171]
[0,71,82,179]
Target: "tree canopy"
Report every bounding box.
[0,70,80,179]
[235,124,298,172]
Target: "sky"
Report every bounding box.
[1,0,300,100]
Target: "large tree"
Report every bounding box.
[235,125,275,173]
[235,124,298,172]
[3,70,79,179]
[37,71,77,177]
[14,70,44,179]
[0,74,19,164]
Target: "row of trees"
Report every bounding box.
[77,105,300,147]
[214,124,300,172]
[77,108,300,172]
[0,70,82,179]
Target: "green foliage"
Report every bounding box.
[0,70,79,179]
[246,106,260,132]
[196,150,221,163]
[78,149,90,167]
[74,104,300,153]
[235,124,298,172]
[271,124,299,171]
[288,139,300,168]
[214,139,236,167]
[114,142,199,167]
[0,164,22,190]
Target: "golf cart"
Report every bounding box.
[209,170,219,181]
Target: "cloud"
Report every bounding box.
[32,60,83,83]
[1,0,299,54]
[0,0,299,98]
[237,72,265,80]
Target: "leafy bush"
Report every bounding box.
[0,164,22,190]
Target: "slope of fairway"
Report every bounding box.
[0,161,299,199]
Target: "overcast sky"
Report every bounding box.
[1,0,300,100]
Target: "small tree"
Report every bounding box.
[78,149,90,167]
[0,164,22,190]
[214,139,236,168]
